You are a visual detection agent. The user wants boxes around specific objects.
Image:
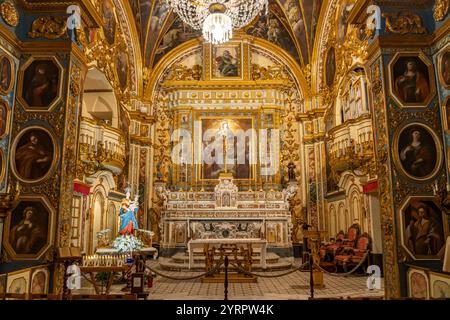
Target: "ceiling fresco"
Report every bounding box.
[128,0,325,69]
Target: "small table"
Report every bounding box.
[79,266,130,295]
[187,238,267,269]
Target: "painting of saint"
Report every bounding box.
[326,47,336,87]
[397,124,438,179]
[22,60,60,108]
[409,271,428,298]
[0,55,12,94]
[441,51,450,88]
[116,51,128,90]
[31,269,48,294]
[0,101,8,137]
[393,57,432,104]
[13,128,54,182]
[212,45,241,78]
[9,202,49,255]
[201,118,252,179]
[445,98,450,132]
[102,0,117,45]
[403,199,445,259]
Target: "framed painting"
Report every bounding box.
[325,47,336,87]
[3,195,56,260]
[102,0,117,45]
[200,117,254,180]
[443,96,450,133]
[30,267,49,294]
[429,271,450,299]
[399,196,448,260]
[0,54,14,95]
[388,52,436,108]
[0,148,5,184]
[0,99,10,139]
[10,126,58,184]
[438,47,450,89]
[407,267,429,299]
[17,56,63,111]
[211,42,243,80]
[392,122,442,182]
[115,50,128,90]
[6,269,31,294]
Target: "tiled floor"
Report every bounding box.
[75,259,385,300]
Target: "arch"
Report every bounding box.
[329,204,337,238]
[144,35,310,102]
[83,68,119,127]
[91,189,106,253]
[338,202,346,232]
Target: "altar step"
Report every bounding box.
[172,251,281,264]
[158,252,293,271]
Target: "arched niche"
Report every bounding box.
[82,68,119,127]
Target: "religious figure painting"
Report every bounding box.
[12,127,55,183]
[21,59,60,109]
[395,123,441,180]
[0,100,10,138]
[401,198,446,260]
[6,270,30,294]
[201,118,252,180]
[431,279,450,298]
[30,268,49,294]
[337,1,355,44]
[116,51,128,90]
[440,50,450,88]
[211,44,242,79]
[392,55,434,106]
[0,54,13,94]
[8,201,50,256]
[325,47,336,87]
[102,0,117,45]
[444,97,450,132]
[408,269,429,298]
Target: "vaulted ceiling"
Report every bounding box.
[128,0,328,70]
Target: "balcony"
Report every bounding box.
[78,117,126,175]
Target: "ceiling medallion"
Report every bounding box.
[166,0,268,44]
[0,0,19,27]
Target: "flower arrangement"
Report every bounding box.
[112,234,144,253]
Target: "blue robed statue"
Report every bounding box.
[119,189,139,236]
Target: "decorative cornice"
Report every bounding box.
[128,111,155,123]
[296,108,327,121]
[18,0,103,28]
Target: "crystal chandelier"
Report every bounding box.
[166,0,268,44]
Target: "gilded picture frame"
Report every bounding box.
[6,269,31,294]
[392,122,442,182]
[0,53,14,95]
[438,46,450,90]
[429,271,450,299]
[0,148,5,184]
[399,196,448,261]
[29,266,49,294]
[407,266,429,299]
[10,125,59,185]
[16,56,64,112]
[3,195,56,260]
[0,99,11,139]
[210,42,243,80]
[442,96,450,133]
[388,52,436,108]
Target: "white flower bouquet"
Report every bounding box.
[112,234,144,253]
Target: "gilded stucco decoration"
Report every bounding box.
[0,0,18,27]
[383,11,427,35]
[369,56,400,298]
[434,0,450,21]
[28,16,68,39]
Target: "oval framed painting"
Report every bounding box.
[0,99,10,139]
[439,47,450,90]
[10,126,59,184]
[325,46,336,87]
[0,54,14,95]
[393,122,442,182]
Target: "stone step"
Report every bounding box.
[157,257,293,272]
[172,252,281,264]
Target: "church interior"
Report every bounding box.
[0,0,449,301]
